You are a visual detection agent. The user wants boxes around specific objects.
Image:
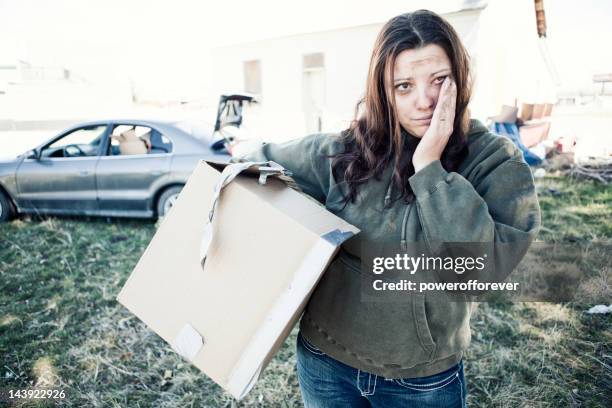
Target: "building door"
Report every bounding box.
[302,53,325,134]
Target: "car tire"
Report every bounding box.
[156,186,183,218]
[0,190,15,222]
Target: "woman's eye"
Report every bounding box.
[395,83,412,92]
[434,76,447,85]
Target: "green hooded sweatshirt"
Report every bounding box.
[237,119,541,379]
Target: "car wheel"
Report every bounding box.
[0,190,15,222]
[157,186,183,218]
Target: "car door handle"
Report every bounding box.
[79,170,90,176]
[151,170,162,176]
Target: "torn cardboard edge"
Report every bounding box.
[209,161,342,236]
[206,160,300,191]
[200,161,294,269]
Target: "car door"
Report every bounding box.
[95,123,172,215]
[15,124,108,214]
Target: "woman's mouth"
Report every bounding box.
[413,117,432,125]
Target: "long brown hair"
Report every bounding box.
[331,10,472,207]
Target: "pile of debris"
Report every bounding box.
[486,102,612,185]
[567,158,612,184]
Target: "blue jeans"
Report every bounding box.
[296,332,467,408]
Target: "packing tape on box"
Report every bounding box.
[200,161,290,269]
[171,323,204,362]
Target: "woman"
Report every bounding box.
[239,9,540,407]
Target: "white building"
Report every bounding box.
[211,0,557,143]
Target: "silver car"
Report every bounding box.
[0,119,231,222]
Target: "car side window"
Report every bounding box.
[41,125,107,158]
[108,125,173,156]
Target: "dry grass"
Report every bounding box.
[1,174,610,407]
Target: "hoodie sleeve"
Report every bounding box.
[407,138,541,279]
[230,134,330,204]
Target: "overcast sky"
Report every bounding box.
[1,0,611,97]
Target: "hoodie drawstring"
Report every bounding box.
[382,163,414,251]
[384,181,393,207]
[400,204,413,252]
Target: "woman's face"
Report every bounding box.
[391,44,452,138]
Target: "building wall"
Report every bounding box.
[211,23,382,142]
[212,1,556,143]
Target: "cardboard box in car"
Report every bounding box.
[116,160,359,400]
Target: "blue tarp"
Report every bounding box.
[489,122,543,166]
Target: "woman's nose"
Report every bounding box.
[415,85,436,110]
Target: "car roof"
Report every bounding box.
[76,118,181,128]
[34,118,212,152]
[58,119,201,141]
[34,117,237,158]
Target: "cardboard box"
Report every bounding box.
[520,121,551,148]
[116,160,359,399]
[520,103,534,122]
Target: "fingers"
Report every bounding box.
[438,78,451,120]
[447,77,457,117]
[436,77,456,132]
[421,77,457,147]
[415,78,457,166]
[432,78,452,115]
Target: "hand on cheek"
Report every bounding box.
[412,77,457,173]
